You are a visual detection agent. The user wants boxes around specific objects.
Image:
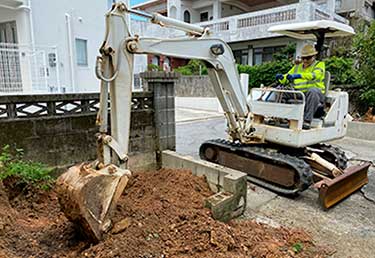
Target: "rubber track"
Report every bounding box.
[311,143,348,170]
[200,139,313,195]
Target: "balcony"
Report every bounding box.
[0,0,24,8]
[196,1,347,43]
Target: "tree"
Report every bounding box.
[354,20,375,107]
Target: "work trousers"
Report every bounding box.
[303,88,325,122]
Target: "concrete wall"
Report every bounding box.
[175,75,215,97]
[0,93,154,169]
[0,72,179,170]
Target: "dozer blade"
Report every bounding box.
[56,163,131,242]
[315,162,370,209]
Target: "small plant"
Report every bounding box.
[147,63,162,71]
[174,59,208,76]
[0,145,54,191]
[292,242,303,253]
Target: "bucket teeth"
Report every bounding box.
[56,163,131,242]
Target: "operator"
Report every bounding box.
[275,44,325,129]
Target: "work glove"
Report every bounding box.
[287,74,302,81]
[275,74,284,81]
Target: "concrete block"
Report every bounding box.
[205,191,245,222]
[161,150,247,222]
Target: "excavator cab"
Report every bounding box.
[244,21,370,207]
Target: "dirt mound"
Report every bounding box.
[0,169,329,258]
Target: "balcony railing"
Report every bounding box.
[196,1,348,42]
[0,43,61,94]
[237,9,297,29]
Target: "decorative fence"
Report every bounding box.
[237,9,297,29]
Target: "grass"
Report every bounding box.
[0,145,54,191]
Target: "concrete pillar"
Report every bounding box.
[213,0,222,20]
[240,73,249,96]
[248,48,253,66]
[140,71,180,167]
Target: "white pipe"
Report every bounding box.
[65,13,76,92]
[54,47,61,93]
[27,0,35,47]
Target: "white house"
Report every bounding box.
[132,0,351,66]
[0,0,121,94]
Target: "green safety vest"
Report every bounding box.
[280,61,325,93]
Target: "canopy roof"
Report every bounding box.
[268,20,355,40]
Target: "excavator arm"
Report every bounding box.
[95,2,254,160]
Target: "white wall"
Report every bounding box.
[31,0,109,92]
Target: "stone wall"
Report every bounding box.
[0,72,179,170]
[175,75,215,97]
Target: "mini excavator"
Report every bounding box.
[56,2,370,242]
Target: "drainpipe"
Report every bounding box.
[26,0,35,47]
[65,13,76,92]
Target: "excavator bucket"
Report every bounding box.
[56,163,131,242]
[315,162,370,209]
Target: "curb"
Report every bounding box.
[347,121,375,141]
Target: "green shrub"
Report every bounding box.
[238,60,293,88]
[325,56,356,85]
[174,59,208,76]
[147,63,162,71]
[272,43,296,62]
[238,56,356,89]
[0,145,54,190]
[354,20,375,107]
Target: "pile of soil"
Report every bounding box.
[0,169,330,258]
[363,107,375,123]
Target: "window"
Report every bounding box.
[200,12,209,22]
[75,38,88,66]
[233,49,249,65]
[184,10,191,23]
[253,46,284,65]
[151,56,160,66]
